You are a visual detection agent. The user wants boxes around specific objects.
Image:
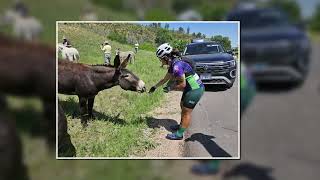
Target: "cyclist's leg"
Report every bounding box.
[167,87,204,140]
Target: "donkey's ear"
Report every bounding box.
[119,54,130,69]
[115,48,120,55]
[114,54,120,68]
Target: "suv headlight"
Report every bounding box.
[228,60,236,67]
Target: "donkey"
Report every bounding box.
[0,112,29,180]
[58,53,146,126]
[0,34,55,147]
[58,104,76,157]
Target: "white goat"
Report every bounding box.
[1,9,42,42]
[115,48,135,64]
[57,43,80,62]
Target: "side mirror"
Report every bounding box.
[226,50,234,55]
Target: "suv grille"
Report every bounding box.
[196,62,231,74]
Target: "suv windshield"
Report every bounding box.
[184,43,224,55]
[227,9,289,28]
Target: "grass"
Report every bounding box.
[309,31,320,42]
[4,97,160,180]
[58,23,167,157]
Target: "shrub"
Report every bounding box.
[170,39,189,52]
[108,31,127,44]
[140,42,156,51]
[155,29,173,45]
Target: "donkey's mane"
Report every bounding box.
[90,64,115,68]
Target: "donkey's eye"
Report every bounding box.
[121,74,129,78]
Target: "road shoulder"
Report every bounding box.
[144,91,185,158]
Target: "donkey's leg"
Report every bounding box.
[79,96,88,127]
[88,96,95,119]
[0,95,6,108]
[58,105,76,157]
[0,113,30,180]
[42,100,56,149]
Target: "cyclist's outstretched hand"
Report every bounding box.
[149,86,157,93]
[163,86,171,93]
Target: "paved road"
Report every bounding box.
[184,76,239,158]
[229,42,320,180]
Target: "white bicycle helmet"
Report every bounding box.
[156,43,173,58]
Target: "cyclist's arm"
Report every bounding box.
[154,73,172,88]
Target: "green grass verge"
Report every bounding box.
[58,24,166,157]
[309,31,320,42]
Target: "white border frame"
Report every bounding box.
[56,21,240,160]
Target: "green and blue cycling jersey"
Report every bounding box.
[168,58,204,109]
[168,58,204,91]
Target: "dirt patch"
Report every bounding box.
[144,91,185,158]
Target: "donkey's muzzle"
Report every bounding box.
[137,80,146,93]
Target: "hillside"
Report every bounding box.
[71,23,195,50]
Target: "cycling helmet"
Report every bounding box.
[156,43,172,58]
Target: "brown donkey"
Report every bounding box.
[58,54,146,127]
[0,34,55,147]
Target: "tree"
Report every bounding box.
[178,27,184,34]
[196,32,202,38]
[172,0,196,13]
[164,23,170,29]
[171,39,189,52]
[150,23,158,28]
[310,4,320,32]
[269,0,301,22]
[192,32,196,37]
[186,27,190,34]
[210,35,231,50]
[155,29,172,45]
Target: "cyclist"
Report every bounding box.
[149,43,205,140]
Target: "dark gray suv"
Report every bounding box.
[183,41,237,89]
[227,7,311,84]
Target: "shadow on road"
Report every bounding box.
[223,163,274,180]
[204,85,229,92]
[257,82,302,93]
[185,133,231,157]
[59,97,126,125]
[146,117,179,133]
